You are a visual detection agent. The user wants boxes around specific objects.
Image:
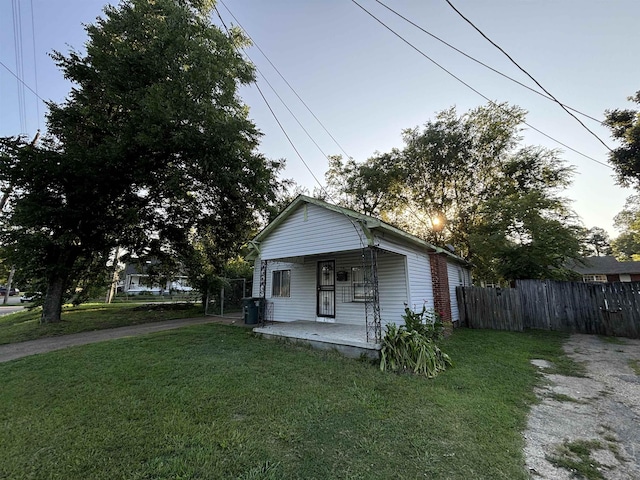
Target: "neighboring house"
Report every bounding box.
[246,195,471,343]
[570,256,640,283]
[120,263,193,295]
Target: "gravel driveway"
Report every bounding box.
[524,334,640,479]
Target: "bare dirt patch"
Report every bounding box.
[524,334,640,479]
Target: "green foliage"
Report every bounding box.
[324,153,402,217]
[322,103,582,283]
[604,91,640,188]
[0,0,282,322]
[547,439,606,480]
[380,321,452,378]
[401,305,444,341]
[611,195,640,260]
[583,227,612,257]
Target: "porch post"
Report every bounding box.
[258,260,268,325]
[363,247,382,344]
[259,260,268,298]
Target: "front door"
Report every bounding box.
[317,260,335,319]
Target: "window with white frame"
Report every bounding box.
[351,267,371,302]
[271,270,291,297]
[582,274,607,283]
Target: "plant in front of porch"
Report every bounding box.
[402,305,445,341]
[380,307,452,378]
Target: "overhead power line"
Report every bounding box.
[444,0,612,152]
[213,6,330,182]
[213,5,372,250]
[350,0,612,170]
[214,4,435,235]
[373,0,603,125]
[11,0,26,133]
[218,0,352,160]
[29,0,41,130]
[0,60,47,105]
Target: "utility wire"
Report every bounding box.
[444,0,612,152]
[373,0,603,125]
[351,0,612,170]
[29,0,41,130]
[218,0,352,160]
[215,5,436,237]
[12,0,26,134]
[213,5,369,247]
[0,60,47,105]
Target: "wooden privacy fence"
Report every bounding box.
[456,280,640,338]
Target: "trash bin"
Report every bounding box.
[243,297,264,325]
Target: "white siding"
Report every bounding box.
[376,250,409,326]
[259,203,366,260]
[376,235,434,313]
[447,261,470,323]
[251,250,408,326]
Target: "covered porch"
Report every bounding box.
[253,320,381,359]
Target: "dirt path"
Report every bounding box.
[525,334,640,479]
[0,315,244,363]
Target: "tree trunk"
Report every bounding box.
[41,275,67,323]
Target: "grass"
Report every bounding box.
[629,359,640,375]
[548,392,583,403]
[600,336,626,345]
[543,352,588,377]
[547,439,606,480]
[0,327,573,479]
[0,302,204,345]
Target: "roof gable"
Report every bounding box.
[250,195,468,265]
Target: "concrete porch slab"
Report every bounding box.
[253,321,381,359]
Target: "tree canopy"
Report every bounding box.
[604,91,640,187]
[611,195,640,261]
[0,0,281,322]
[323,103,584,283]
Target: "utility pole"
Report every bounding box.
[105,246,121,304]
[2,267,15,305]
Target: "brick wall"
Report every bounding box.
[428,252,452,326]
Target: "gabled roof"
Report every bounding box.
[568,256,640,275]
[249,195,469,265]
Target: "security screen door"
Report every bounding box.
[317,260,335,318]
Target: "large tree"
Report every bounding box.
[0,0,280,322]
[604,91,640,187]
[324,103,583,283]
[610,195,640,260]
[583,227,612,257]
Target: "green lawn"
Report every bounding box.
[0,326,577,479]
[0,303,204,345]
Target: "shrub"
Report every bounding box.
[402,306,444,341]
[380,308,452,378]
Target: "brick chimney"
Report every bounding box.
[429,252,452,330]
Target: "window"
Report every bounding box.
[272,270,291,297]
[582,274,607,283]
[351,267,371,302]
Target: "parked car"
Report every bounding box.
[0,286,19,296]
[20,292,40,303]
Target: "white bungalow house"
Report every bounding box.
[247,195,471,356]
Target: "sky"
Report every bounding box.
[1,0,639,237]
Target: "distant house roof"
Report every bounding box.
[568,256,640,275]
[249,194,469,265]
